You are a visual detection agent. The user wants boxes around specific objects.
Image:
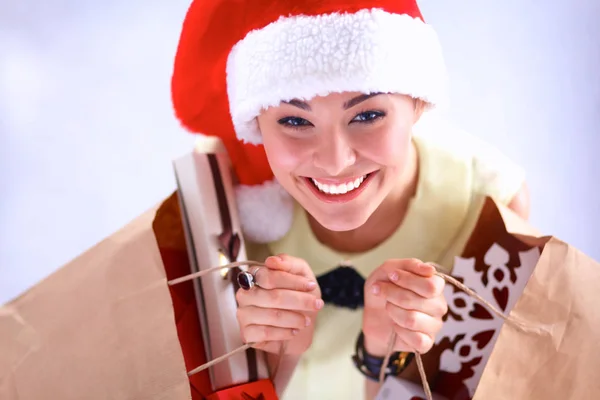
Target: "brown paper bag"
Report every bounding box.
[0,144,273,399]
[383,197,600,400]
[474,199,600,399]
[0,203,193,399]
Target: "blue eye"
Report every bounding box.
[278,117,313,128]
[351,111,385,123]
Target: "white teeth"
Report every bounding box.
[311,175,368,195]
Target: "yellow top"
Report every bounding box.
[246,118,526,399]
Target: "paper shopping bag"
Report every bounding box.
[0,140,274,399]
[0,203,193,399]
[387,196,600,400]
[472,199,600,399]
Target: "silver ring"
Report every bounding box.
[237,266,261,290]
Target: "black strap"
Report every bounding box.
[351,331,414,381]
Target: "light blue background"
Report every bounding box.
[2,0,598,304]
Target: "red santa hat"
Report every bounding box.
[171,0,448,243]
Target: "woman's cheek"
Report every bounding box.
[264,133,313,171]
[354,130,408,163]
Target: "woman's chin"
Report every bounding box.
[309,209,372,233]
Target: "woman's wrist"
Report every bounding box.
[363,333,388,358]
[353,331,414,381]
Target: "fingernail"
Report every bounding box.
[315,299,324,310]
[420,263,434,274]
[305,316,311,326]
[267,255,282,264]
[371,284,381,295]
[306,281,317,291]
[389,272,399,282]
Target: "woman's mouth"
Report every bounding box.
[310,175,367,195]
[303,172,377,203]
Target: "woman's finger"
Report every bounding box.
[385,302,443,338]
[378,282,448,318]
[391,332,414,353]
[385,259,434,277]
[237,306,310,330]
[372,328,430,354]
[236,287,324,312]
[387,269,445,299]
[264,254,313,278]
[242,324,300,344]
[393,325,435,354]
[366,258,423,284]
[254,267,317,291]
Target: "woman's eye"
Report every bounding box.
[351,111,385,123]
[277,117,312,128]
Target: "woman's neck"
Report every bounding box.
[307,141,420,254]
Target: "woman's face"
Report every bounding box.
[257,92,424,232]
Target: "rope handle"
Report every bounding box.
[380,264,546,399]
[169,261,544,399]
[168,261,289,379]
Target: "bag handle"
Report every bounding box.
[378,263,547,399]
[169,261,546,399]
[167,261,288,380]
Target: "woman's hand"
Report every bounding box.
[235,254,323,355]
[362,259,447,356]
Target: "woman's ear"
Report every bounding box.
[508,182,531,220]
[413,98,426,124]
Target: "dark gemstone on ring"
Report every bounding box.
[237,271,254,290]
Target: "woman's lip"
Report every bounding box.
[302,171,378,204]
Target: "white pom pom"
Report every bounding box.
[234,179,294,243]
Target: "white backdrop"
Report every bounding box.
[1,0,599,304]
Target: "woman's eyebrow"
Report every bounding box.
[281,99,311,111]
[343,92,382,109]
[281,92,382,112]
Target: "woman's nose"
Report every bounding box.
[312,131,356,177]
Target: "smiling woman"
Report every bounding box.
[257,92,423,246]
[170,0,528,399]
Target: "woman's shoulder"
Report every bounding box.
[414,115,526,206]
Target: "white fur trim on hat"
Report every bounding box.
[235,178,294,243]
[226,8,448,144]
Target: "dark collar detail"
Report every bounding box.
[316,265,365,310]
